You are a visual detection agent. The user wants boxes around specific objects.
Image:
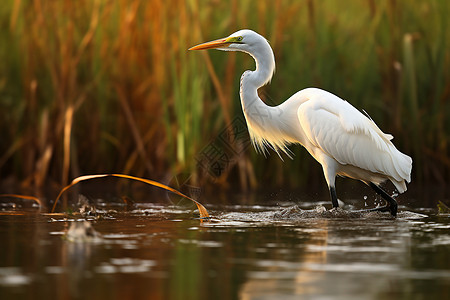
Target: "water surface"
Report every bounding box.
[0,193,449,299]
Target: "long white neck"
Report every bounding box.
[239,41,293,157]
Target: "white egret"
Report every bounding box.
[189,29,412,216]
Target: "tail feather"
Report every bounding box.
[389,146,412,184]
[389,149,412,194]
[391,178,408,194]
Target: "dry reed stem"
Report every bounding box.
[115,85,154,174]
[51,173,210,220]
[0,194,42,208]
[62,105,74,186]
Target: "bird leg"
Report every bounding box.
[329,186,339,208]
[368,182,398,217]
[330,183,398,217]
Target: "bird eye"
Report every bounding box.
[237,36,243,41]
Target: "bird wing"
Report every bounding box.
[297,89,411,183]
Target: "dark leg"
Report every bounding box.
[369,182,398,217]
[329,186,339,208]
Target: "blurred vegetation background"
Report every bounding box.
[0,0,449,195]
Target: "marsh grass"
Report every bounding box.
[0,0,449,193]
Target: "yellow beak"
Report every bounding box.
[188,38,231,51]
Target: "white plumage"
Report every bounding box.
[190,29,412,216]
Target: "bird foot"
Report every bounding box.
[356,200,397,217]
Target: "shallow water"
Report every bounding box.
[0,194,449,299]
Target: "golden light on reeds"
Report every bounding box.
[1,0,449,193]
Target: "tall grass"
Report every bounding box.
[0,0,449,194]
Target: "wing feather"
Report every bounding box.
[297,89,412,185]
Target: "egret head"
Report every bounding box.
[189,29,276,91]
[189,29,275,80]
[189,29,267,54]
